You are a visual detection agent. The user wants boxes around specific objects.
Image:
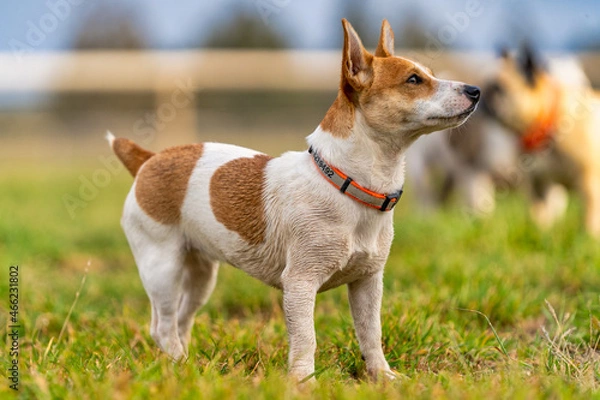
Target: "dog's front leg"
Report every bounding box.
[583,171,600,238]
[348,271,396,381]
[282,278,319,382]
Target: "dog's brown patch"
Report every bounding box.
[370,57,437,99]
[320,94,355,138]
[210,154,273,245]
[113,138,155,177]
[135,144,204,224]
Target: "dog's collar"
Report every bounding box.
[521,81,562,152]
[308,146,403,212]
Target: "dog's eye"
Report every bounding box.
[488,82,504,96]
[406,74,423,85]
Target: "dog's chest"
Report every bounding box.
[319,217,393,292]
[317,252,382,292]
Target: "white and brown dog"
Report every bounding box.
[108,19,479,381]
[485,47,600,237]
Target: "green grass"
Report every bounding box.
[1,162,599,399]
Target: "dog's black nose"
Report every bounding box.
[463,85,481,102]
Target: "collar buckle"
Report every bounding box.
[380,190,403,211]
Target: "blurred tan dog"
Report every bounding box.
[108,19,479,381]
[485,47,600,237]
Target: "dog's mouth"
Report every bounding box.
[428,104,478,122]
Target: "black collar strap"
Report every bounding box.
[308,146,403,212]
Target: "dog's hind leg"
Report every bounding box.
[457,167,496,216]
[176,250,219,352]
[140,241,188,360]
[123,212,188,360]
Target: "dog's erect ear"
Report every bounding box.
[520,43,540,87]
[375,19,395,57]
[341,18,373,90]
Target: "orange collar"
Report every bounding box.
[521,81,561,152]
[308,146,403,212]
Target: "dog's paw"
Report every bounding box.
[158,337,187,362]
[367,367,402,382]
[289,370,316,385]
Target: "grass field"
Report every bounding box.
[1,158,600,399]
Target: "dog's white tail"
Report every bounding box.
[106,130,116,147]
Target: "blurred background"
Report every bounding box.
[0,0,599,172]
[3,4,600,394]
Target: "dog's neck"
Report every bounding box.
[307,96,407,195]
[521,77,563,152]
